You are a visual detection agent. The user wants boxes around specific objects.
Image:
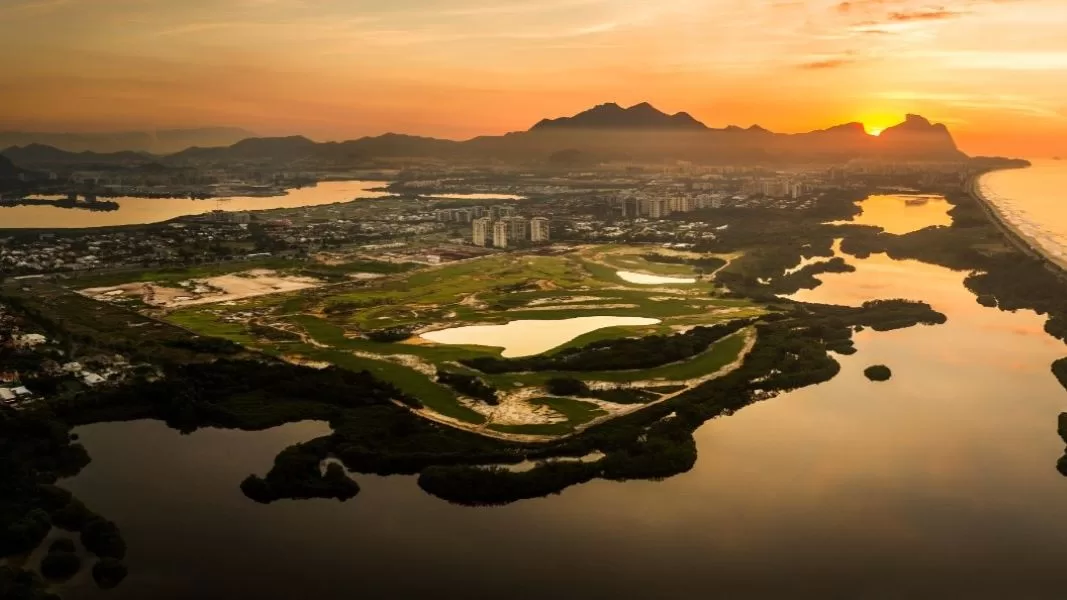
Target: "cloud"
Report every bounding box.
[798,58,857,69]
[836,0,895,13]
[888,9,966,21]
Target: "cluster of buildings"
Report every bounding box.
[472,216,550,248]
[436,204,518,224]
[433,203,552,249]
[740,178,806,199]
[0,305,148,409]
[609,192,727,219]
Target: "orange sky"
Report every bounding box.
[1,0,1065,156]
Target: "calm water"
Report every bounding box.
[55,192,1067,599]
[615,271,697,285]
[831,193,952,234]
[421,316,661,357]
[0,181,390,228]
[980,160,1067,264]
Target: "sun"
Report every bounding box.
[859,112,902,137]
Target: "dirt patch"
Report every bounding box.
[351,350,437,377]
[526,295,614,306]
[81,269,324,308]
[508,303,639,312]
[479,393,567,425]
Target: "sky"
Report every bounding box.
[1,0,1065,156]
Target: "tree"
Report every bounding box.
[864,365,892,382]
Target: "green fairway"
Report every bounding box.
[289,344,487,424]
[149,244,760,439]
[483,328,752,388]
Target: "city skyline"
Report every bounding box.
[2,0,1066,156]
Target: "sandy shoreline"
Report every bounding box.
[968,169,1067,274]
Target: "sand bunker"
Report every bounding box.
[81,269,324,308]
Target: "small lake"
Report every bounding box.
[421,316,661,357]
[831,194,953,234]
[0,181,390,229]
[616,271,697,285]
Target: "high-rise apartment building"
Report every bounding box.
[472,217,492,247]
[530,217,550,242]
[493,220,510,248]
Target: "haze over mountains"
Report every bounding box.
[0,128,256,155]
[1,103,969,170]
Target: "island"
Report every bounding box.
[864,365,893,382]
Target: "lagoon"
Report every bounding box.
[830,194,952,234]
[421,316,661,357]
[51,191,1067,599]
[0,180,390,229]
[616,271,697,285]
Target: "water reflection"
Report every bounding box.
[830,194,952,234]
[615,271,697,285]
[56,191,1067,599]
[0,181,389,228]
[421,316,661,357]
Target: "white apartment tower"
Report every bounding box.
[506,217,528,241]
[492,220,510,248]
[530,217,550,242]
[472,217,492,247]
[648,198,670,219]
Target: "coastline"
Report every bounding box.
[966,167,1067,275]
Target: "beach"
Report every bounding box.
[969,164,1067,274]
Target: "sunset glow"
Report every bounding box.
[1,0,1066,155]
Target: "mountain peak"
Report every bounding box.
[879,114,963,159]
[530,102,707,131]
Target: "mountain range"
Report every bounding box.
[0,103,968,169]
[0,127,256,155]
[0,155,21,180]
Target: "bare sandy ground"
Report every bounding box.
[81,269,324,308]
[508,303,640,312]
[526,295,615,306]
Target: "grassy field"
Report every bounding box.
[68,258,307,288]
[68,257,415,290]
[482,328,752,388]
[599,253,697,276]
[289,343,487,424]
[142,245,759,438]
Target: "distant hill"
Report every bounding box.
[531,102,708,131]
[0,144,155,169]
[0,154,20,180]
[1,104,973,168]
[168,136,319,164]
[0,127,256,154]
[167,133,464,166]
